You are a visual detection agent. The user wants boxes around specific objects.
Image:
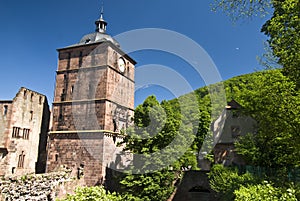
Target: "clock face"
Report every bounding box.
[118,57,126,73]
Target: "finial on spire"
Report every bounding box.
[95,1,107,33]
[100,2,104,19]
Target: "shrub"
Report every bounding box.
[57,186,122,201]
[208,164,257,201]
[234,181,298,201]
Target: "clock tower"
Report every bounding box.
[47,8,135,186]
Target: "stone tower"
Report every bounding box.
[46,8,135,186]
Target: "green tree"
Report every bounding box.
[262,0,300,87]
[119,95,200,200]
[234,70,300,169]
[120,170,176,201]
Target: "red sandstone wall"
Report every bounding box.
[48,41,135,186]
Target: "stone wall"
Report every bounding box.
[47,133,105,186]
[47,132,131,187]
[0,88,50,176]
[0,170,81,201]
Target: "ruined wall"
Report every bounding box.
[36,99,50,173]
[0,170,81,201]
[0,101,13,144]
[0,88,50,176]
[0,101,13,174]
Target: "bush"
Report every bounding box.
[208,164,258,201]
[57,186,122,201]
[234,181,298,201]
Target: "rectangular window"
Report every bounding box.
[23,129,30,140]
[79,51,83,67]
[71,85,74,94]
[3,105,8,116]
[58,106,64,122]
[61,88,66,101]
[67,52,71,70]
[30,111,33,121]
[12,127,17,138]
[12,127,21,138]
[64,74,67,83]
[61,93,66,101]
[17,152,25,168]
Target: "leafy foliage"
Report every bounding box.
[208,164,258,201]
[234,181,298,201]
[209,165,299,201]
[211,0,271,21]
[262,0,300,88]
[119,95,203,200]
[57,186,122,201]
[120,68,299,200]
[207,70,300,200]
[120,170,176,201]
[234,70,300,169]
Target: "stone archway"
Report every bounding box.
[188,186,211,201]
[172,171,217,201]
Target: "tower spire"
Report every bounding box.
[95,2,107,33]
[100,2,104,20]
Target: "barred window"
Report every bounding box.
[17,151,25,168]
[12,127,21,138]
[23,129,30,140]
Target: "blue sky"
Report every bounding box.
[0,0,270,106]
